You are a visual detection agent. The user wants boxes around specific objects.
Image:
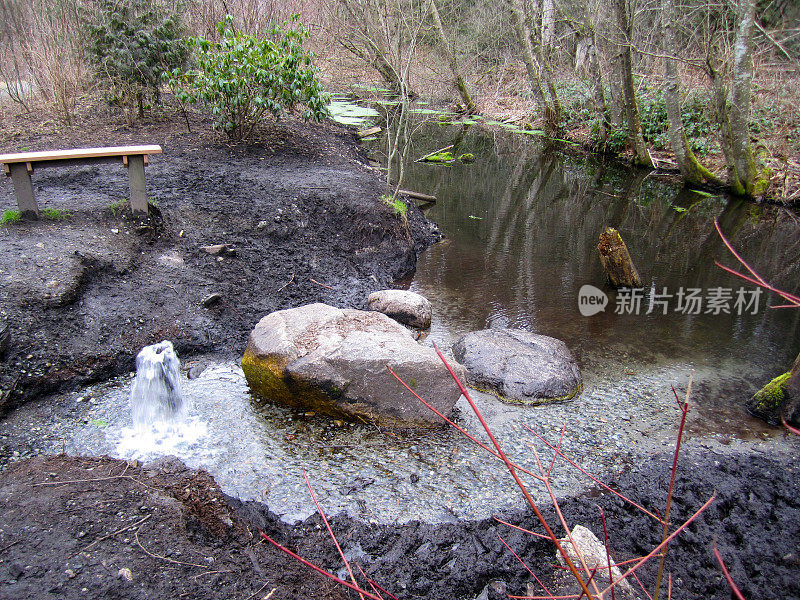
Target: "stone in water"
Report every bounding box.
[131,341,184,428]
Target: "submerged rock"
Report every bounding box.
[241,303,463,427]
[452,328,581,404]
[366,289,432,329]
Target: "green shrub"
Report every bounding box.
[85,0,188,121]
[171,15,328,140]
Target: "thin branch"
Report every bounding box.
[713,544,747,600]
[259,532,383,600]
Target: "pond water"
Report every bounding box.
[7,121,799,525]
[373,123,800,438]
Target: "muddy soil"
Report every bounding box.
[2,447,798,600]
[0,107,438,414]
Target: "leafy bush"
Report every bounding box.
[638,89,714,153]
[85,0,188,121]
[171,15,328,140]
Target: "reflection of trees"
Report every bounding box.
[402,126,800,365]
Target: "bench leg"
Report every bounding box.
[127,155,148,216]
[8,163,38,219]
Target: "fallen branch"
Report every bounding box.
[71,514,152,558]
[310,278,334,290]
[398,189,436,203]
[276,272,295,293]
[134,528,214,569]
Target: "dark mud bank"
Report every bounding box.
[236,446,800,600]
[2,449,797,600]
[0,118,438,414]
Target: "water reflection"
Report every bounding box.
[376,124,800,436]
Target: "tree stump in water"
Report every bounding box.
[597,227,642,288]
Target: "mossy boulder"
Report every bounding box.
[241,303,464,427]
[747,363,800,427]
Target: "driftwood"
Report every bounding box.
[357,126,382,138]
[597,227,642,288]
[399,189,437,203]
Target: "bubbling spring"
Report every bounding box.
[117,341,207,459]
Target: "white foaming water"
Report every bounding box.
[115,417,208,461]
[118,340,208,460]
[130,340,185,427]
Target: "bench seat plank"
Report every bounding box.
[0,145,162,164]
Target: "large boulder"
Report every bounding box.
[241,303,463,427]
[452,329,581,405]
[366,289,432,329]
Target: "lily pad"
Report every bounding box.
[326,100,380,127]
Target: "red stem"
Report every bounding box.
[258,532,383,600]
[431,344,595,600]
[600,494,716,596]
[598,506,615,600]
[523,425,662,523]
[498,535,556,599]
[387,365,544,482]
[713,545,747,600]
[302,470,364,600]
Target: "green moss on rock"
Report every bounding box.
[746,371,791,425]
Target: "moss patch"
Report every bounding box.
[746,371,790,425]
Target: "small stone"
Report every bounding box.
[9,562,24,579]
[201,243,236,256]
[117,568,133,581]
[65,569,76,579]
[111,228,120,234]
[202,293,222,308]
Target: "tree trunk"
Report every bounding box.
[597,227,643,288]
[661,0,721,186]
[429,0,477,113]
[506,0,560,134]
[728,0,758,195]
[610,0,653,167]
[586,20,610,147]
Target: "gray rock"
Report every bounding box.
[366,289,432,329]
[452,328,581,404]
[556,525,634,597]
[242,303,463,427]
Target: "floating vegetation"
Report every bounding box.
[326,100,380,127]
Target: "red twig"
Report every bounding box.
[357,563,399,600]
[600,494,716,596]
[494,517,550,540]
[386,365,544,482]
[598,506,615,600]
[713,219,800,307]
[431,344,595,600]
[498,535,555,599]
[523,426,662,523]
[783,416,800,437]
[653,376,692,600]
[302,470,364,600]
[548,425,567,476]
[713,545,747,600]
[258,532,382,600]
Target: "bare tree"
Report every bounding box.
[661,0,721,186]
[429,0,477,113]
[505,0,562,133]
[609,0,653,167]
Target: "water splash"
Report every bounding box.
[130,340,184,428]
[116,340,207,461]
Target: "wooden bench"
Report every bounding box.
[0,145,162,219]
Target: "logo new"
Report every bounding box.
[578,284,608,316]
